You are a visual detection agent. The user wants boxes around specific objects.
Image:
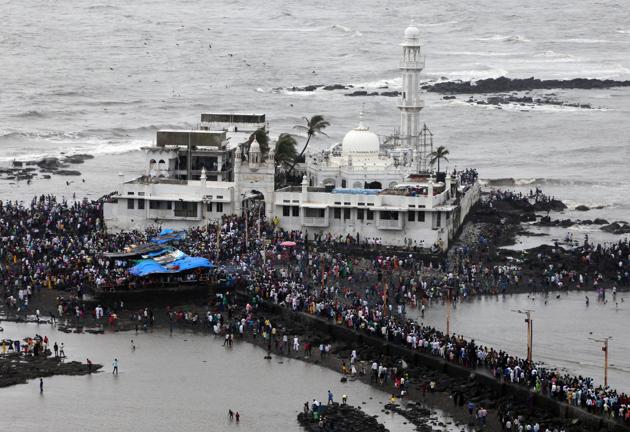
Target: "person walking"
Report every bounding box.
[39,378,44,393]
[112,358,119,375]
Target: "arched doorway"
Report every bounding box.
[241,190,266,238]
[364,181,382,189]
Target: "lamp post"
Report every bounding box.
[446,288,452,336]
[588,336,612,387]
[512,309,534,363]
[240,193,249,251]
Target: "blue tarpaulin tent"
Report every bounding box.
[150,229,187,245]
[129,255,213,277]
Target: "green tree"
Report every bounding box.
[287,115,330,175]
[274,133,298,167]
[430,145,450,173]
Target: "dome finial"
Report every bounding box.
[404,20,420,39]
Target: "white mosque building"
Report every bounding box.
[103,23,480,250]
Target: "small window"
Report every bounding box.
[283,206,290,217]
[334,208,341,219]
[138,199,145,210]
[127,192,134,195]
[127,199,135,210]
[138,192,145,196]
[357,209,364,220]
[344,208,351,220]
[366,209,374,220]
[435,212,441,227]
[216,202,223,212]
[216,195,223,199]
[292,206,300,217]
[167,201,172,210]
[446,212,451,220]
[207,203,213,212]
[417,211,425,222]
[341,179,347,188]
[408,211,415,222]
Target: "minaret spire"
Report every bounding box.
[398,21,424,159]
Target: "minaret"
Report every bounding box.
[398,22,424,159]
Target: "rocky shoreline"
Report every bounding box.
[425,77,630,94]
[0,154,92,182]
[0,352,102,388]
[298,403,389,432]
[284,76,630,98]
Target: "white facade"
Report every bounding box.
[103,24,480,250]
[273,176,480,249]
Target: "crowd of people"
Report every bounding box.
[1,192,629,426]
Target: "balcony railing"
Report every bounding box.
[399,59,425,69]
[302,217,329,227]
[376,219,403,230]
[397,98,424,109]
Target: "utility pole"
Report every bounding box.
[446,288,451,336]
[589,336,612,387]
[241,193,248,251]
[512,309,534,363]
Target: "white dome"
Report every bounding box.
[342,122,380,155]
[404,25,420,39]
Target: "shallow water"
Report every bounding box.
[409,291,630,392]
[0,322,461,432]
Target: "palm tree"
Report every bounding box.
[274,133,298,167]
[430,145,450,173]
[287,115,330,176]
[248,128,270,156]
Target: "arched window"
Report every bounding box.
[158,159,166,170]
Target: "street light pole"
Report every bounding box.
[589,336,612,387]
[512,309,534,363]
[241,193,248,251]
[446,289,451,336]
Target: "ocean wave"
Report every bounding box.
[422,20,459,27]
[0,139,147,163]
[557,38,614,44]
[13,110,46,119]
[618,30,630,34]
[473,34,530,43]
[428,68,510,81]
[330,24,352,33]
[440,51,522,57]
[349,77,401,89]
[479,178,604,187]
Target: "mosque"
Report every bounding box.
[103,23,480,250]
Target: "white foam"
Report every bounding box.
[349,77,401,89]
[558,38,613,44]
[440,51,521,57]
[427,68,509,81]
[330,24,352,33]
[0,138,147,163]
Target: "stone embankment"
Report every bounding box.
[298,403,389,432]
[256,299,629,432]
